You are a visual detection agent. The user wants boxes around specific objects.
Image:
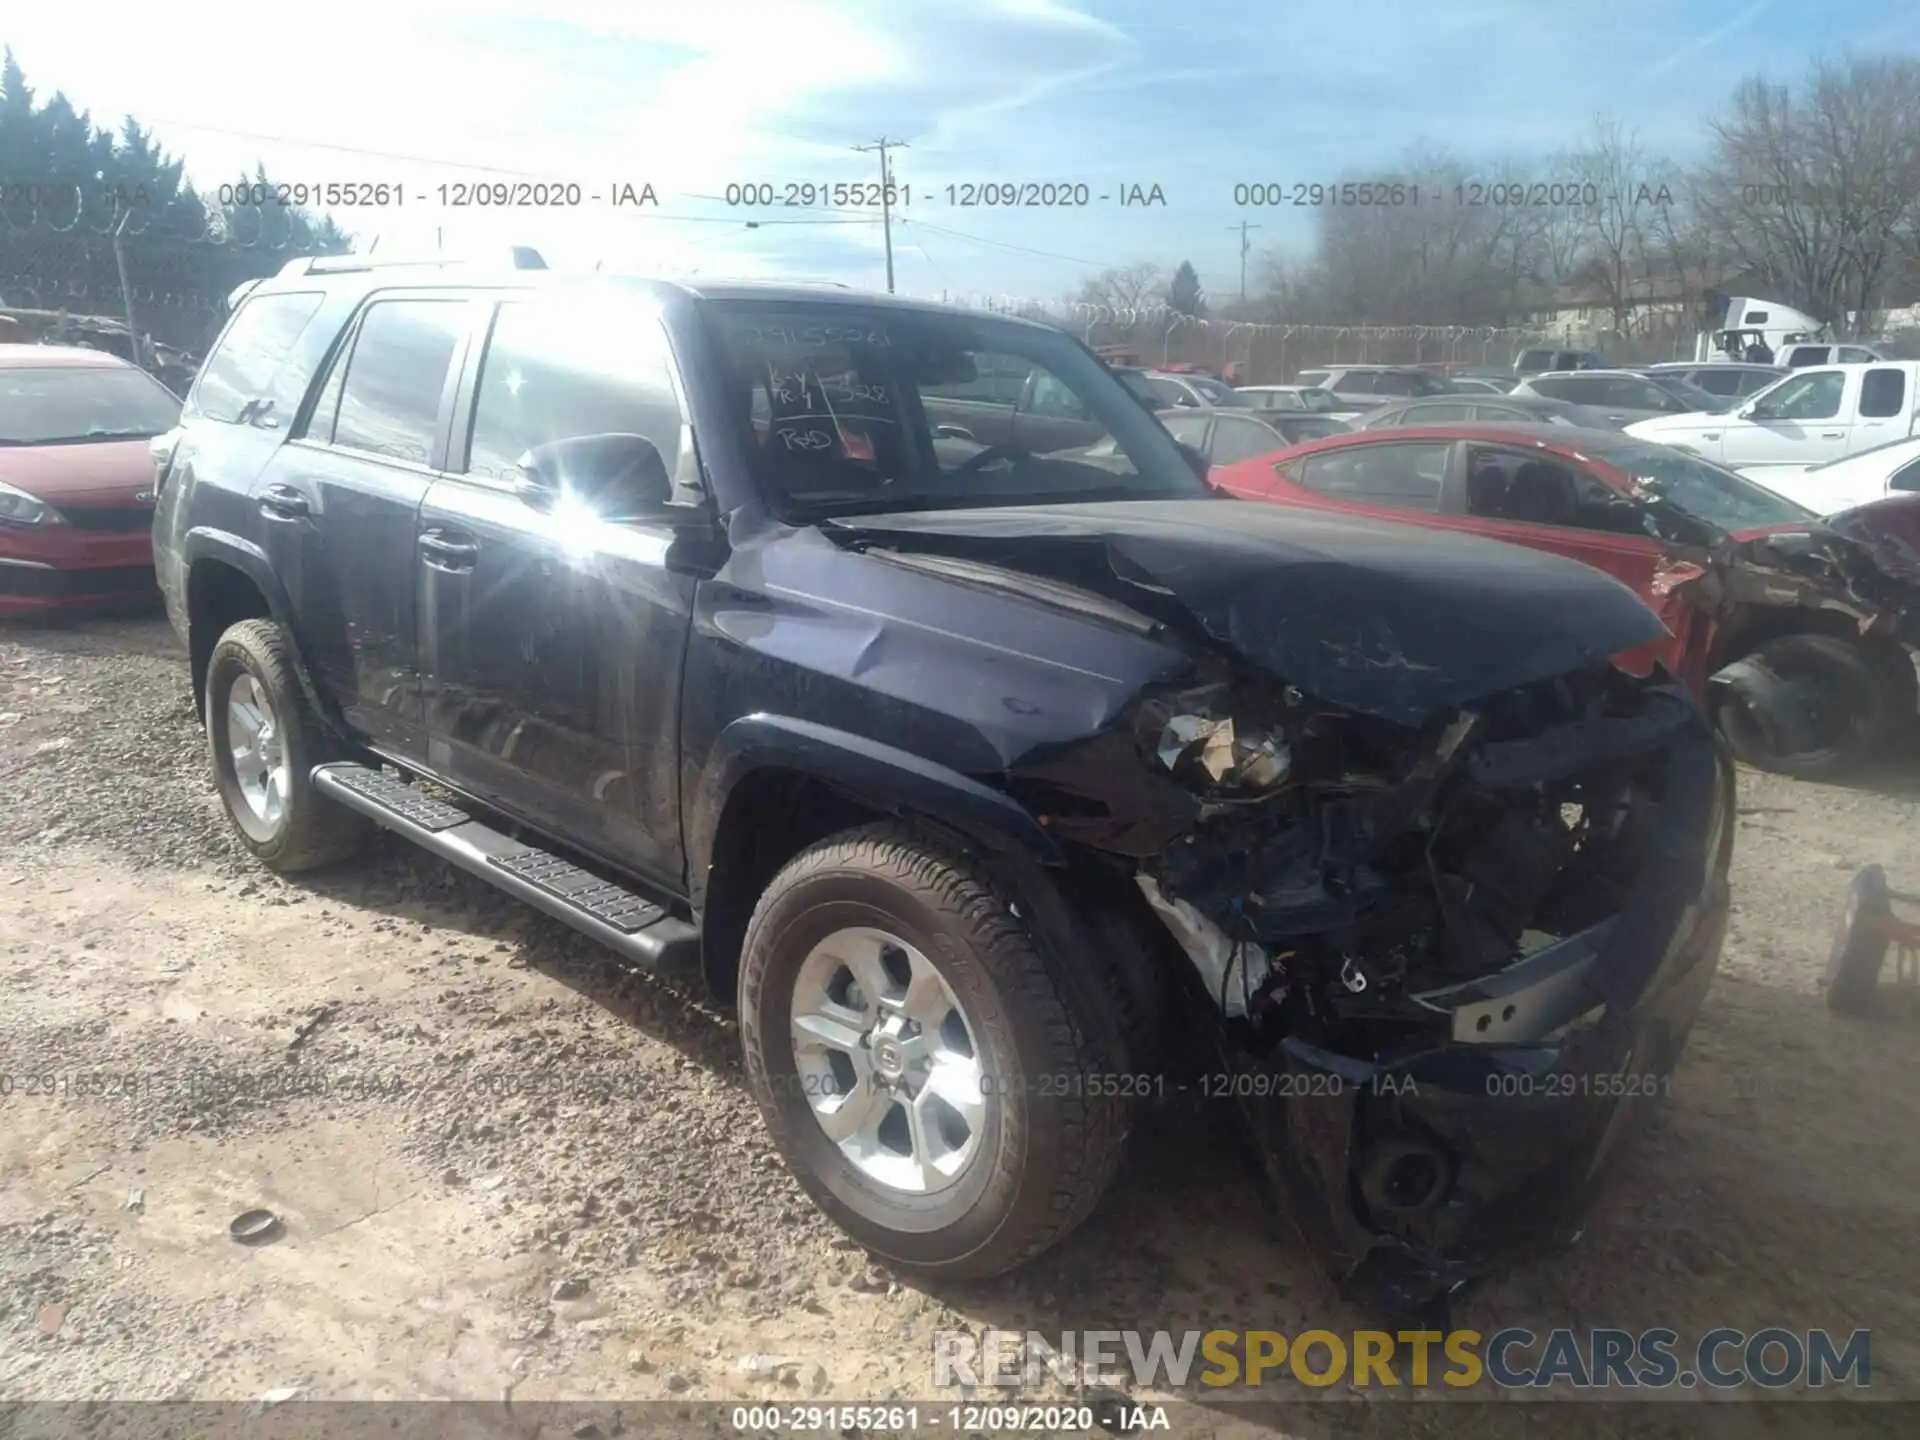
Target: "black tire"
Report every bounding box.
[738,822,1131,1278]
[205,618,372,873]
[1826,865,1892,1016]
[1714,633,1899,780]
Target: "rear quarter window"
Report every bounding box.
[190,290,329,425]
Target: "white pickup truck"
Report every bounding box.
[1625,362,1920,478]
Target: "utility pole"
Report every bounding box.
[855,137,907,293]
[111,202,141,369]
[1228,221,1261,303]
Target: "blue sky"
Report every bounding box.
[8,0,1916,303]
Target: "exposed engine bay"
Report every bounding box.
[1019,655,1689,1040]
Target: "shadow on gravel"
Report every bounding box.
[875,972,1920,1432]
[288,831,741,1076]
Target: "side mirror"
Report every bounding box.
[515,432,676,519]
[1176,441,1211,479]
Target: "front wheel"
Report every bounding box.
[1713,633,1900,780]
[738,823,1131,1278]
[205,618,372,872]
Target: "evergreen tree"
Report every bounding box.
[1169,261,1207,318]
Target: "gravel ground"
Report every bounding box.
[2,609,1916,1438]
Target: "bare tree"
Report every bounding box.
[1559,117,1675,335]
[1696,56,1920,334]
[1074,262,1165,315]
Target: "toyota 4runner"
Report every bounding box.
[151,252,1734,1319]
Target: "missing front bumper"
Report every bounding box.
[1224,715,1734,1317]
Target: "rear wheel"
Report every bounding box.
[205,618,372,872]
[738,823,1131,1277]
[1714,633,1900,779]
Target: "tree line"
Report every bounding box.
[1076,53,1920,343]
[0,47,348,353]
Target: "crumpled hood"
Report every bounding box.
[830,498,1668,726]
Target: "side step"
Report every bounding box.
[312,762,700,976]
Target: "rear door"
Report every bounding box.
[415,292,698,882]
[1852,366,1912,453]
[252,289,475,758]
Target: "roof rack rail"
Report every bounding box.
[274,247,549,278]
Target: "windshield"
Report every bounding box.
[705,301,1209,517]
[1643,373,1727,413]
[1185,375,1252,406]
[0,365,183,445]
[1609,443,1817,531]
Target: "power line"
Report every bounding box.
[853,137,907,293]
[895,217,1123,271]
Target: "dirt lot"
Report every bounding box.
[2,611,1917,1436]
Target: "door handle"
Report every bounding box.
[1819,431,1843,439]
[257,485,309,520]
[419,532,479,573]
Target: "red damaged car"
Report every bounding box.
[1211,423,1920,778]
[0,345,182,617]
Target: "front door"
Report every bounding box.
[416,294,697,886]
[253,291,475,759]
[1722,368,1854,471]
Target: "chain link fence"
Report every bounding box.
[0,204,338,359]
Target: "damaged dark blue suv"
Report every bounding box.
[151,253,1734,1319]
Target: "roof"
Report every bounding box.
[1648,361,1784,373]
[0,343,134,370]
[243,266,1059,330]
[1274,421,1652,458]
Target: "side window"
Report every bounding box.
[1754,371,1845,421]
[1472,404,1530,422]
[1210,416,1286,465]
[1341,373,1377,395]
[1860,369,1907,419]
[1294,370,1331,388]
[1840,347,1878,364]
[1529,375,1579,402]
[1891,458,1920,493]
[328,299,467,465]
[1463,447,1634,533]
[1692,369,1743,396]
[190,291,327,425]
[1025,371,1089,420]
[1296,442,1449,511]
[1146,377,1188,407]
[1744,310,1770,325]
[1789,346,1831,367]
[1161,413,1211,447]
[465,300,686,490]
[1402,402,1473,423]
[1608,377,1676,411]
